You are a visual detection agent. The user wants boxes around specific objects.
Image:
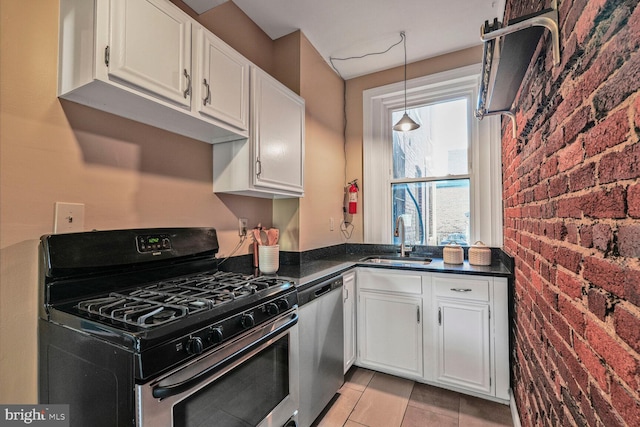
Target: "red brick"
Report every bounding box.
[635,94,640,130]
[590,382,626,427]
[583,256,626,298]
[593,51,640,116]
[557,269,583,299]
[559,294,586,336]
[586,320,640,390]
[629,183,640,218]
[592,223,612,252]
[569,161,596,191]
[581,186,627,219]
[549,174,568,198]
[566,223,579,244]
[580,224,594,248]
[557,196,584,219]
[556,246,582,274]
[618,224,640,257]
[545,126,566,156]
[610,380,640,427]
[540,155,558,180]
[564,105,592,146]
[614,304,640,355]
[583,108,629,158]
[588,288,609,321]
[599,142,640,184]
[575,0,608,44]
[574,336,609,391]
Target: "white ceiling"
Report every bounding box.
[184,0,506,79]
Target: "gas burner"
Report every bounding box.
[77,293,193,328]
[74,271,292,330]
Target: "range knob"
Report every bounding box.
[277,298,290,311]
[186,336,204,355]
[241,313,255,329]
[266,302,280,316]
[208,327,224,344]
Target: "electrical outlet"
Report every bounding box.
[238,218,248,237]
[54,202,85,234]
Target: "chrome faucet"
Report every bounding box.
[394,216,408,257]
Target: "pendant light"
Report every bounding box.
[393,31,420,132]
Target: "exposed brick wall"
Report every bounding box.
[502,0,640,425]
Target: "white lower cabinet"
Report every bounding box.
[436,299,491,394]
[356,269,423,379]
[354,268,510,402]
[343,271,357,373]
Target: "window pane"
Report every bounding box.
[392,98,469,179]
[392,180,470,246]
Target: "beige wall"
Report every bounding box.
[0,0,275,403]
[344,46,483,242]
[298,33,346,250]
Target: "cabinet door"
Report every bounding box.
[252,68,304,195]
[109,0,192,108]
[436,300,491,394]
[358,291,422,378]
[198,29,249,130]
[343,272,356,373]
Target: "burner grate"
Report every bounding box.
[75,271,290,329]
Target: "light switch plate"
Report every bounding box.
[54,202,85,234]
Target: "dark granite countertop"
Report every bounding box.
[221,243,514,289]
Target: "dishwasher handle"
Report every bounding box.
[314,284,332,297]
[299,276,343,307]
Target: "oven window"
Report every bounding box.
[173,335,290,427]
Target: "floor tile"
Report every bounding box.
[343,367,375,392]
[349,372,414,427]
[315,386,362,427]
[401,405,458,427]
[344,421,367,427]
[459,394,513,426]
[407,382,461,419]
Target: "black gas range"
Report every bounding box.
[39,228,299,427]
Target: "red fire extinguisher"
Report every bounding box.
[348,181,359,214]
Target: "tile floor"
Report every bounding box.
[313,367,514,427]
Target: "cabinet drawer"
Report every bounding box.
[358,269,422,295]
[434,275,490,301]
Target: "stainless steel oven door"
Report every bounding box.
[136,309,299,427]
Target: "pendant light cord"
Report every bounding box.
[401,31,407,112]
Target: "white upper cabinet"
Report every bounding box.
[58,0,248,143]
[196,28,249,131]
[212,67,305,198]
[252,67,305,195]
[109,0,192,108]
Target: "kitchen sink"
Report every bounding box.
[360,255,432,266]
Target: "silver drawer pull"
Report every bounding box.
[451,288,473,292]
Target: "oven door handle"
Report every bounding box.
[152,312,298,400]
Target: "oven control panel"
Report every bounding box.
[136,234,171,253]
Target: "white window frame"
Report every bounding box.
[363,64,503,246]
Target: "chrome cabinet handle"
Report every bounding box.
[451,288,473,292]
[417,306,420,323]
[203,79,211,105]
[438,307,442,325]
[183,69,191,98]
[256,158,262,177]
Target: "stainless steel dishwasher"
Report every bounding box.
[297,274,344,427]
